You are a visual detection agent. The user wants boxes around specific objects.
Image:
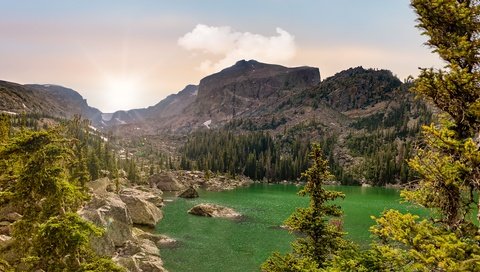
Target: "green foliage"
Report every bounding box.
[0,114,10,143]
[29,213,104,271]
[370,210,480,271]
[0,123,123,270]
[265,1,480,270]
[404,0,480,229]
[179,130,311,182]
[334,0,480,270]
[80,258,126,272]
[328,0,480,270]
[262,144,346,271]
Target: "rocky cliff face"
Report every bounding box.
[0,62,414,141]
[308,66,402,113]
[192,59,319,118]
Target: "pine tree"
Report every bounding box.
[400,0,480,228]
[342,1,480,271]
[0,129,123,271]
[262,144,345,271]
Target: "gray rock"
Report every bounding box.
[177,186,199,198]
[188,203,241,218]
[149,173,184,191]
[86,177,112,196]
[119,189,163,227]
[113,256,141,272]
[79,194,133,256]
[137,256,166,272]
[132,228,177,247]
[121,188,164,208]
[116,239,165,272]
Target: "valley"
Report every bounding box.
[0,60,432,186]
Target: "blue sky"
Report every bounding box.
[0,0,442,112]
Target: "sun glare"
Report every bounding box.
[103,77,141,112]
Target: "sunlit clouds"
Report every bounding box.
[178,24,296,73]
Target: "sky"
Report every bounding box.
[0,0,443,112]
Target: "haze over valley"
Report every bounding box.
[1,1,478,272]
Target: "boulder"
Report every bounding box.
[86,177,112,196]
[132,228,177,247]
[119,189,163,227]
[114,256,141,272]
[188,203,241,218]
[137,256,166,272]
[79,194,133,256]
[116,239,165,272]
[121,188,164,208]
[149,172,184,191]
[177,186,199,198]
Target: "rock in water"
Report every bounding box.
[188,203,241,218]
[177,186,199,198]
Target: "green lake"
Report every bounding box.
[156,184,424,272]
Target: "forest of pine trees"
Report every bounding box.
[176,95,431,185]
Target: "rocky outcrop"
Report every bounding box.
[113,227,174,272]
[80,182,169,271]
[115,239,165,272]
[309,66,402,113]
[188,203,241,219]
[198,60,320,102]
[79,194,133,255]
[119,188,163,227]
[132,228,177,248]
[149,172,185,191]
[177,186,199,198]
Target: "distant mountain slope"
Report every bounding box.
[0,61,432,185]
[110,60,322,134]
[102,84,198,126]
[0,81,103,125]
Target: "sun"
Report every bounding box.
[102,76,141,112]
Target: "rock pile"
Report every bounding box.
[80,178,172,272]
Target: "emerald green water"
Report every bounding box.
[156,184,424,272]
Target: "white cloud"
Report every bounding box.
[178,24,296,72]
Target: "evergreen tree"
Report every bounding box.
[262,144,345,271]
[0,114,10,143]
[0,129,123,271]
[401,0,480,229]
[329,1,480,271]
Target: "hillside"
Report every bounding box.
[0,61,432,185]
[0,81,103,125]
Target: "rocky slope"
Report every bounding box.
[0,81,104,126]
[0,61,430,185]
[102,84,198,126]
[105,60,321,134]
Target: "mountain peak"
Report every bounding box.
[234,59,259,67]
